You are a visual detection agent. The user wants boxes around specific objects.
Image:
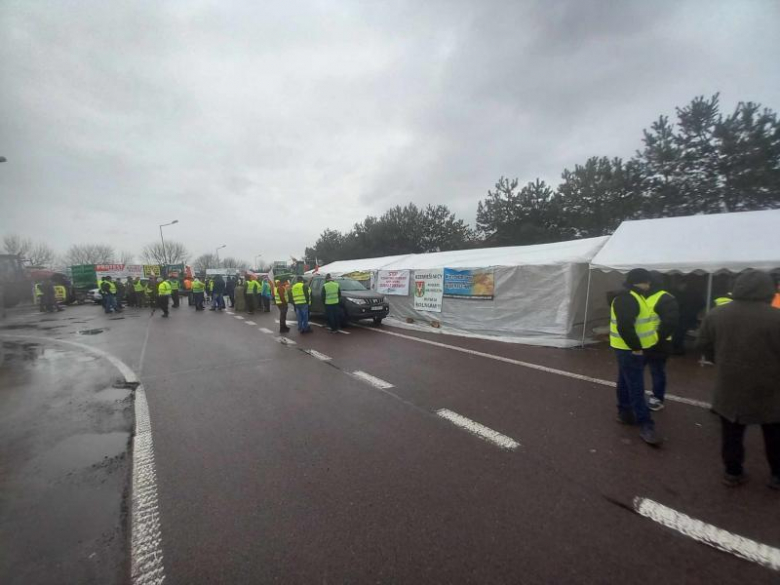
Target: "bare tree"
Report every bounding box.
[143,240,189,265]
[26,243,56,267]
[119,250,135,265]
[193,253,218,272]
[65,244,116,265]
[3,234,32,257]
[221,256,249,271]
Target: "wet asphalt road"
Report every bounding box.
[1,302,778,584]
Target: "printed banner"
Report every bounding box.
[95,264,126,280]
[413,269,443,313]
[376,270,410,296]
[143,265,161,278]
[443,268,495,300]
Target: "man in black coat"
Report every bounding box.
[698,270,780,489]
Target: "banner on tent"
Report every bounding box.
[376,270,410,296]
[413,269,443,312]
[143,265,161,278]
[443,268,495,300]
[96,264,160,280]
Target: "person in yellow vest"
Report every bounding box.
[323,274,342,333]
[191,276,206,311]
[610,268,661,446]
[34,282,45,312]
[169,273,181,309]
[714,293,733,307]
[289,276,312,334]
[643,274,679,412]
[274,279,290,333]
[100,276,121,314]
[134,278,146,308]
[157,277,173,318]
[245,276,259,314]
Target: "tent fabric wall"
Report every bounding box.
[317,236,614,348]
[590,209,780,274]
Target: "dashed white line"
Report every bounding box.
[356,325,711,410]
[259,327,273,334]
[244,321,256,325]
[336,329,351,335]
[276,337,297,346]
[633,497,780,572]
[351,370,394,389]
[309,322,323,328]
[435,408,520,450]
[304,349,332,361]
[234,315,244,320]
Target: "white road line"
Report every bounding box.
[309,322,323,328]
[0,334,166,584]
[234,315,244,320]
[356,325,711,410]
[634,497,780,572]
[275,319,297,324]
[276,337,297,346]
[244,321,256,325]
[337,329,351,335]
[436,408,520,450]
[304,349,332,361]
[351,370,394,389]
[259,327,273,334]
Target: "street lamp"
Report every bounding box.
[215,244,226,266]
[159,220,179,265]
[254,254,263,269]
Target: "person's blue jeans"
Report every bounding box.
[615,349,653,428]
[646,355,667,401]
[105,293,117,313]
[295,305,310,332]
[212,294,225,309]
[325,304,340,331]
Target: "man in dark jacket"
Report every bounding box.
[610,268,662,446]
[210,275,226,311]
[697,270,780,489]
[645,273,680,411]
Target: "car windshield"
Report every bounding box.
[336,278,369,292]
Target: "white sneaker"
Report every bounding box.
[647,396,665,411]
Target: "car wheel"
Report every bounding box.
[372,317,383,326]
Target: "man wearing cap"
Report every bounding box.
[610,268,662,446]
[322,274,342,333]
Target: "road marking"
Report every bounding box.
[356,325,711,410]
[304,349,332,361]
[275,319,297,324]
[244,321,256,325]
[633,497,780,572]
[234,315,244,320]
[259,327,273,334]
[337,329,351,335]
[309,322,323,328]
[352,370,394,389]
[276,337,297,346]
[436,408,520,450]
[0,334,166,584]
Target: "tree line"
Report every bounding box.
[305,94,780,264]
[1,234,252,273]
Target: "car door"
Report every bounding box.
[310,277,325,313]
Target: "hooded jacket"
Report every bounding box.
[697,270,780,424]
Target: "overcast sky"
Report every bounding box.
[1,0,779,266]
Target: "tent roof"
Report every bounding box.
[316,236,609,274]
[590,209,780,273]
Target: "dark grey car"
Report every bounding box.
[304,275,389,325]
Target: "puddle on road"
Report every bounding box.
[1,341,42,363]
[77,329,105,335]
[95,387,132,402]
[29,432,129,480]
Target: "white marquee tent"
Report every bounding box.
[317,236,618,347]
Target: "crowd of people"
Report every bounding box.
[610,268,780,490]
[95,272,345,335]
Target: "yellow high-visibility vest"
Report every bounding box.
[645,290,674,341]
[323,281,340,305]
[291,282,308,305]
[610,290,659,350]
[714,296,733,306]
[158,281,172,296]
[192,280,205,293]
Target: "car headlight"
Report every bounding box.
[346,297,368,305]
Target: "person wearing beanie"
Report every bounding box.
[698,270,780,490]
[610,268,662,446]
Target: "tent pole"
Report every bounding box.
[705,273,713,314]
[580,265,593,348]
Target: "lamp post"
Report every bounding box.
[254,254,263,270]
[215,245,226,267]
[159,220,179,265]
